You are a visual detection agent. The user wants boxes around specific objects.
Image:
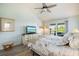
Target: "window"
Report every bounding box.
[49,24,56,35]
[50,21,68,36]
[57,23,66,36]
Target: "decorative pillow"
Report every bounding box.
[40,34,69,46]
[56,33,70,46]
[62,33,70,41]
[69,33,79,48]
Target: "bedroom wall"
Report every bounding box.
[67,16,79,32]
[45,15,79,33]
[0,4,41,50]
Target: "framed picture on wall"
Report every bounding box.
[0,17,15,32]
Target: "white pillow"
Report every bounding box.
[56,33,70,46]
[62,33,70,41]
[40,34,69,46]
[69,33,79,48]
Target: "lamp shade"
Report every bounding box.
[40,23,49,35]
[73,28,79,33]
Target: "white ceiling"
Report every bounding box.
[34,3,79,21]
[0,3,79,21]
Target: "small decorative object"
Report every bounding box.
[3,42,14,51]
[0,17,15,32]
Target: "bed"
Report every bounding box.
[24,33,79,56]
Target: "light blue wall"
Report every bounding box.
[67,16,79,32]
[0,4,41,50]
[46,15,79,33]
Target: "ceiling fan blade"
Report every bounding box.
[34,8,43,9]
[47,4,56,8]
[47,8,51,12]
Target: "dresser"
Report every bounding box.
[22,34,41,46]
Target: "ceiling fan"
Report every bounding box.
[35,3,57,13]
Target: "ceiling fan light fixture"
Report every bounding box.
[35,3,57,14]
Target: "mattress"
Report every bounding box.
[27,34,79,56]
[31,44,79,56]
